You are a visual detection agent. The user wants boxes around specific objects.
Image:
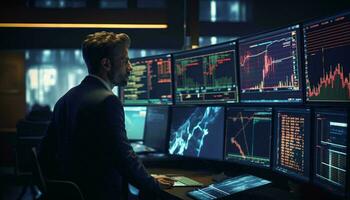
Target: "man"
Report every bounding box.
[39,31,173,200]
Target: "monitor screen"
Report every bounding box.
[273,108,311,181]
[304,12,350,102]
[143,106,169,152]
[123,54,172,105]
[168,106,225,160]
[225,107,272,168]
[173,41,238,104]
[313,110,348,196]
[124,106,147,140]
[239,25,303,103]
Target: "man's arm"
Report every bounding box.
[101,95,162,197]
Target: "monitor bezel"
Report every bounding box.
[302,10,350,104]
[168,105,226,161]
[312,108,349,197]
[123,53,173,106]
[172,41,239,105]
[238,24,304,104]
[143,105,170,153]
[224,106,273,169]
[272,107,312,182]
[123,105,148,142]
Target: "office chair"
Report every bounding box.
[15,119,49,200]
[31,147,85,200]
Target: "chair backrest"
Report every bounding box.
[15,119,49,175]
[31,147,47,194]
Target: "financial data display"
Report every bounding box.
[314,110,348,195]
[304,12,350,102]
[239,25,303,103]
[174,42,238,104]
[123,54,172,105]
[188,174,271,200]
[225,107,272,168]
[143,106,169,152]
[124,106,147,140]
[169,106,225,160]
[273,109,311,181]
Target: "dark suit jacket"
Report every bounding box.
[39,76,161,200]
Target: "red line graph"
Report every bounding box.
[308,64,350,98]
[231,137,246,159]
[263,54,275,81]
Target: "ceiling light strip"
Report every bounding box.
[0,23,167,29]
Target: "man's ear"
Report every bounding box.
[101,58,111,71]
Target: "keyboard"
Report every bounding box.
[172,176,203,187]
[130,142,156,154]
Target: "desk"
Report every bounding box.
[149,168,214,200]
[148,167,299,200]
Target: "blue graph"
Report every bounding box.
[169,106,224,160]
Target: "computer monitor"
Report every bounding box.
[239,25,303,103]
[168,106,225,160]
[313,110,348,196]
[225,107,272,168]
[124,106,147,140]
[122,54,172,105]
[173,41,238,104]
[303,12,350,102]
[272,108,311,181]
[143,106,169,152]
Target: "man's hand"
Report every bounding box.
[152,174,175,189]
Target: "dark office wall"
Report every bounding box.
[0,0,185,49]
[0,51,25,166]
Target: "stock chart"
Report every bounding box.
[304,12,350,102]
[123,54,172,105]
[168,106,224,160]
[174,42,238,104]
[225,108,272,167]
[239,25,302,103]
[123,63,148,104]
[273,109,311,181]
[314,110,348,195]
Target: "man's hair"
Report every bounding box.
[82,31,130,74]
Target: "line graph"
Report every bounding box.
[225,108,272,167]
[304,13,350,102]
[307,64,350,99]
[239,32,299,91]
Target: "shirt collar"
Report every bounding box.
[88,74,112,91]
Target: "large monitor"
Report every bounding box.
[168,106,225,160]
[303,12,350,102]
[313,110,348,196]
[239,25,303,103]
[173,41,238,104]
[143,106,169,153]
[124,106,147,140]
[224,107,272,168]
[273,108,311,181]
[122,54,172,105]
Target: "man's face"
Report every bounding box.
[108,47,132,87]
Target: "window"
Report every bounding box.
[34,0,86,8]
[200,0,247,22]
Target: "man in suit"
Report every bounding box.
[39,31,174,200]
